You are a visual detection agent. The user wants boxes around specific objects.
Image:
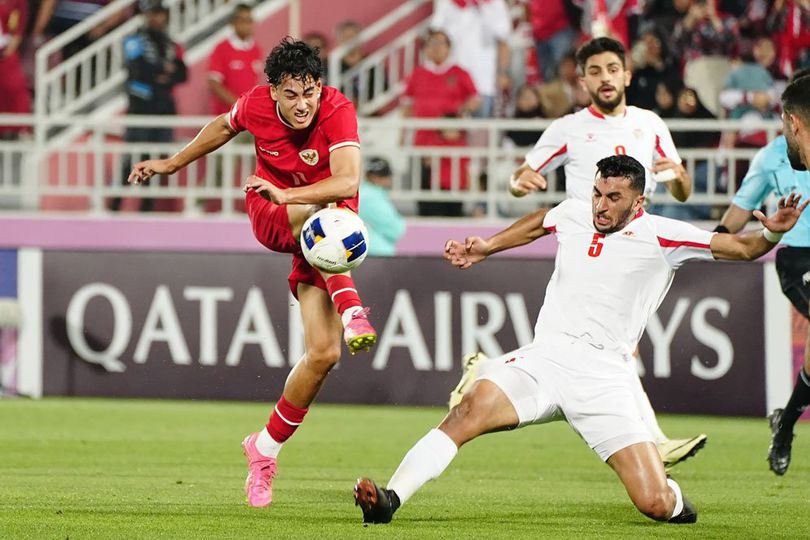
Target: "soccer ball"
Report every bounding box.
[300,208,369,273]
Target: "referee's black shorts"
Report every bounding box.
[776,247,810,320]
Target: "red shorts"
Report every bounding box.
[245,190,326,297]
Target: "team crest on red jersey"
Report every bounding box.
[299,149,319,166]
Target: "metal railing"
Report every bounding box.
[34,0,295,120]
[328,0,432,116]
[0,115,782,219]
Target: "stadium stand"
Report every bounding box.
[0,0,804,218]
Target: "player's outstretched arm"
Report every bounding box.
[246,146,361,205]
[508,163,547,197]
[443,208,551,269]
[711,193,808,261]
[128,114,237,184]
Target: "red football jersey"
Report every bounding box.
[403,63,477,146]
[229,85,360,211]
[208,36,263,115]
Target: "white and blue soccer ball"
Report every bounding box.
[300,208,369,273]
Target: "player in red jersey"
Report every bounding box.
[128,37,376,507]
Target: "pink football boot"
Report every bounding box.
[344,307,377,354]
[241,432,277,507]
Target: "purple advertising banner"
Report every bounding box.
[41,251,766,415]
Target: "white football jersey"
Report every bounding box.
[534,199,715,359]
[525,105,681,200]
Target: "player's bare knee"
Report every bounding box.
[634,490,672,521]
[304,345,341,374]
[442,393,487,441]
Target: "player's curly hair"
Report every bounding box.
[575,37,625,71]
[596,155,646,194]
[264,36,322,86]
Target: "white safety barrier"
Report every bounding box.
[0,115,782,218]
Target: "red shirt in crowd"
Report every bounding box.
[228,85,361,211]
[403,61,477,190]
[528,0,570,41]
[0,0,30,130]
[403,61,478,146]
[208,33,264,115]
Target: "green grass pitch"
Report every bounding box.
[1,398,808,539]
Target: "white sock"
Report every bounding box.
[341,306,363,327]
[387,428,458,505]
[255,427,284,458]
[667,478,684,518]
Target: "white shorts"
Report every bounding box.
[478,342,653,461]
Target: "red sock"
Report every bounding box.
[266,396,309,443]
[324,274,362,315]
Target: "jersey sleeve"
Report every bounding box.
[321,103,361,153]
[525,117,569,174]
[732,145,775,211]
[541,199,574,233]
[650,112,682,164]
[654,216,715,268]
[208,43,226,81]
[228,91,249,132]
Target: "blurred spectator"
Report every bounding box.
[649,87,717,221]
[504,84,543,147]
[505,84,544,147]
[527,0,577,83]
[720,38,782,148]
[31,0,126,60]
[669,87,718,220]
[653,80,679,117]
[207,4,263,116]
[402,29,479,216]
[401,30,480,120]
[674,0,739,63]
[111,0,187,212]
[536,52,586,118]
[720,44,778,121]
[335,20,363,71]
[726,0,769,48]
[302,31,329,80]
[431,0,512,117]
[574,0,638,48]
[334,19,378,105]
[643,0,690,33]
[0,0,30,139]
[359,158,406,256]
[751,36,788,84]
[627,27,681,110]
[767,0,810,76]
[671,86,719,147]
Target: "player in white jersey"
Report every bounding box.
[510,37,691,201]
[449,37,699,470]
[354,155,807,526]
